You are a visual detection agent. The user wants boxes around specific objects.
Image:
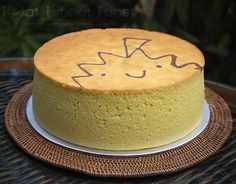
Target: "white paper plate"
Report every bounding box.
[26,96,210,156]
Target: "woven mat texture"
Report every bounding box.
[1,73,236,183]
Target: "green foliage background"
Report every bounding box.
[0,0,235,86]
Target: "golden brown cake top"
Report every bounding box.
[34,28,205,91]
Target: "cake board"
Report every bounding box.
[5,83,233,177]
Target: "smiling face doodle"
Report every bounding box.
[34,29,205,91]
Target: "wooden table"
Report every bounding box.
[0,58,235,183]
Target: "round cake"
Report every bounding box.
[33,28,205,150]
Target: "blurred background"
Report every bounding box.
[0,0,235,86]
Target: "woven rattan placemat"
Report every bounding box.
[5,83,232,177]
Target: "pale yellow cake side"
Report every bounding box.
[33,69,204,150]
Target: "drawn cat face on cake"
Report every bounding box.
[71,37,203,89]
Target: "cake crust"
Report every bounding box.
[34,28,204,92]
